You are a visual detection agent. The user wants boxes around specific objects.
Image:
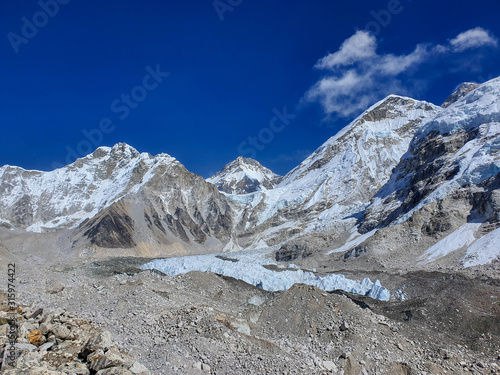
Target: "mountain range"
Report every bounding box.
[1,77,499,269]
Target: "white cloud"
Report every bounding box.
[305,28,498,118]
[450,27,498,52]
[377,44,429,75]
[314,31,377,69]
[305,70,377,117]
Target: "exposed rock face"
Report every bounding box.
[83,201,136,248]
[207,156,282,194]
[441,82,479,108]
[275,243,310,262]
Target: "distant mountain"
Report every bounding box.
[441,82,479,108]
[207,157,282,195]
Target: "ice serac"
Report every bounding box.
[357,77,500,267]
[141,252,391,301]
[234,95,441,248]
[207,157,282,195]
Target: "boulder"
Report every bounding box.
[26,330,46,346]
[129,361,150,375]
[85,330,113,353]
[51,324,71,340]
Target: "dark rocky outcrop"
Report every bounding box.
[83,202,136,248]
[441,82,479,108]
[275,243,310,262]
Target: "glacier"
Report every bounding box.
[141,251,391,301]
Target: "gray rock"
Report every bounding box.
[1,343,37,371]
[19,322,38,338]
[0,324,8,336]
[275,243,309,262]
[58,360,90,375]
[201,363,211,372]
[322,360,337,372]
[38,341,55,352]
[340,321,349,331]
[51,324,71,340]
[193,361,203,370]
[52,308,66,317]
[39,322,53,335]
[46,280,65,294]
[96,368,134,375]
[85,330,114,352]
[90,348,130,372]
[247,296,266,306]
[0,312,9,325]
[129,361,150,375]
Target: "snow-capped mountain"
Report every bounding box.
[207,157,282,194]
[0,143,150,231]
[362,77,500,231]
[0,143,235,254]
[351,77,500,268]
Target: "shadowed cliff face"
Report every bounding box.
[441,82,479,108]
[83,201,136,248]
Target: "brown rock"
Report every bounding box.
[26,329,46,346]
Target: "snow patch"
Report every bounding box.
[421,222,481,262]
[463,227,500,267]
[327,229,378,255]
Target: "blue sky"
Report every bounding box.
[1,0,499,177]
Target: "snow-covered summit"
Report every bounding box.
[441,82,480,108]
[207,156,282,194]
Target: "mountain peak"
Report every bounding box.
[441,82,479,108]
[110,142,140,157]
[207,157,282,194]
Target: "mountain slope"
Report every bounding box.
[1,79,499,269]
[0,143,150,231]
[207,157,282,194]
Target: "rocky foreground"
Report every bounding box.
[0,296,150,374]
[1,254,499,375]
